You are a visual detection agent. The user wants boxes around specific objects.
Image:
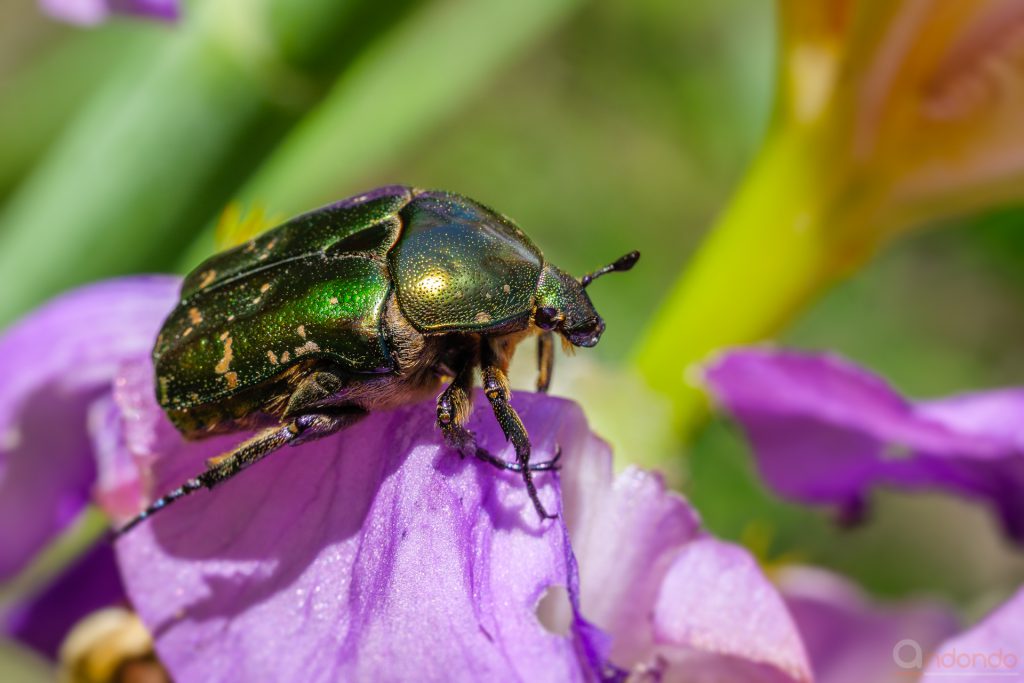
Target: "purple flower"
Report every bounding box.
[103,361,606,681]
[704,348,1024,542]
[39,0,178,25]
[777,564,1024,683]
[1,276,817,682]
[778,566,960,683]
[101,355,814,682]
[920,587,1024,681]
[0,277,180,582]
[549,422,811,681]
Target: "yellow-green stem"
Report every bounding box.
[0,506,108,614]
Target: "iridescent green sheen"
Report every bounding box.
[155,188,414,414]
[389,191,542,333]
[535,263,600,336]
[155,256,392,411]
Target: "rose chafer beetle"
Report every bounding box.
[120,186,638,533]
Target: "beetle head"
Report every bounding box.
[534,252,638,348]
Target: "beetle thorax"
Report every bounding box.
[533,264,605,348]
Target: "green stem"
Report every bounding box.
[634,124,867,437]
[0,506,108,614]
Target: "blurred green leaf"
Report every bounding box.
[181,0,589,269]
[0,23,169,204]
[0,639,50,683]
[0,0,420,326]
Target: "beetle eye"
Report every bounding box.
[535,307,562,330]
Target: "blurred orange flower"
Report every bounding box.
[779,0,1024,240]
[638,1,1024,431]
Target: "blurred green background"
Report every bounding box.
[3,0,1024,674]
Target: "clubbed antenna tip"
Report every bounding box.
[580,251,640,288]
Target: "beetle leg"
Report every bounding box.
[115,408,366,536]
[536,331,554,393]
[282,369,344,417]
[480,343,557,521]
[471,444,562,473]
[437,359,475,454]
[437,357,558,474]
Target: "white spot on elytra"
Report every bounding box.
[295,341,320,356]
[215,335,234,374]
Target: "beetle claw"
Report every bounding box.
[455,438,559,474]
[526,485,559,521]
[531,444,562,472]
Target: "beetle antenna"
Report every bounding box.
[580,251,640,288]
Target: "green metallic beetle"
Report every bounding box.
[119,186,638,533]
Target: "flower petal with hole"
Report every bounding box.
[107,364,609,683]
[546,403,811,682]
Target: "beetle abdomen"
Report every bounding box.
[388,191,543,333]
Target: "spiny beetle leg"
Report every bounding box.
[536,331,554,393]
[116,409,365,536]
[441,422,561,473]
[437,359,557,473]
[481,353,557,521]
[437,357,475,457]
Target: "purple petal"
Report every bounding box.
[778,566,959,683]
[0,276,180,582]
[546,416,808,681]
[651,538,812,683]
[107,361,608,682]
[39,0,178,25]
[704,349,1024,541]
[916,391,1024,539]
[553,439,702,664]
[3,542,126,659]
[921,587,1024,681]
